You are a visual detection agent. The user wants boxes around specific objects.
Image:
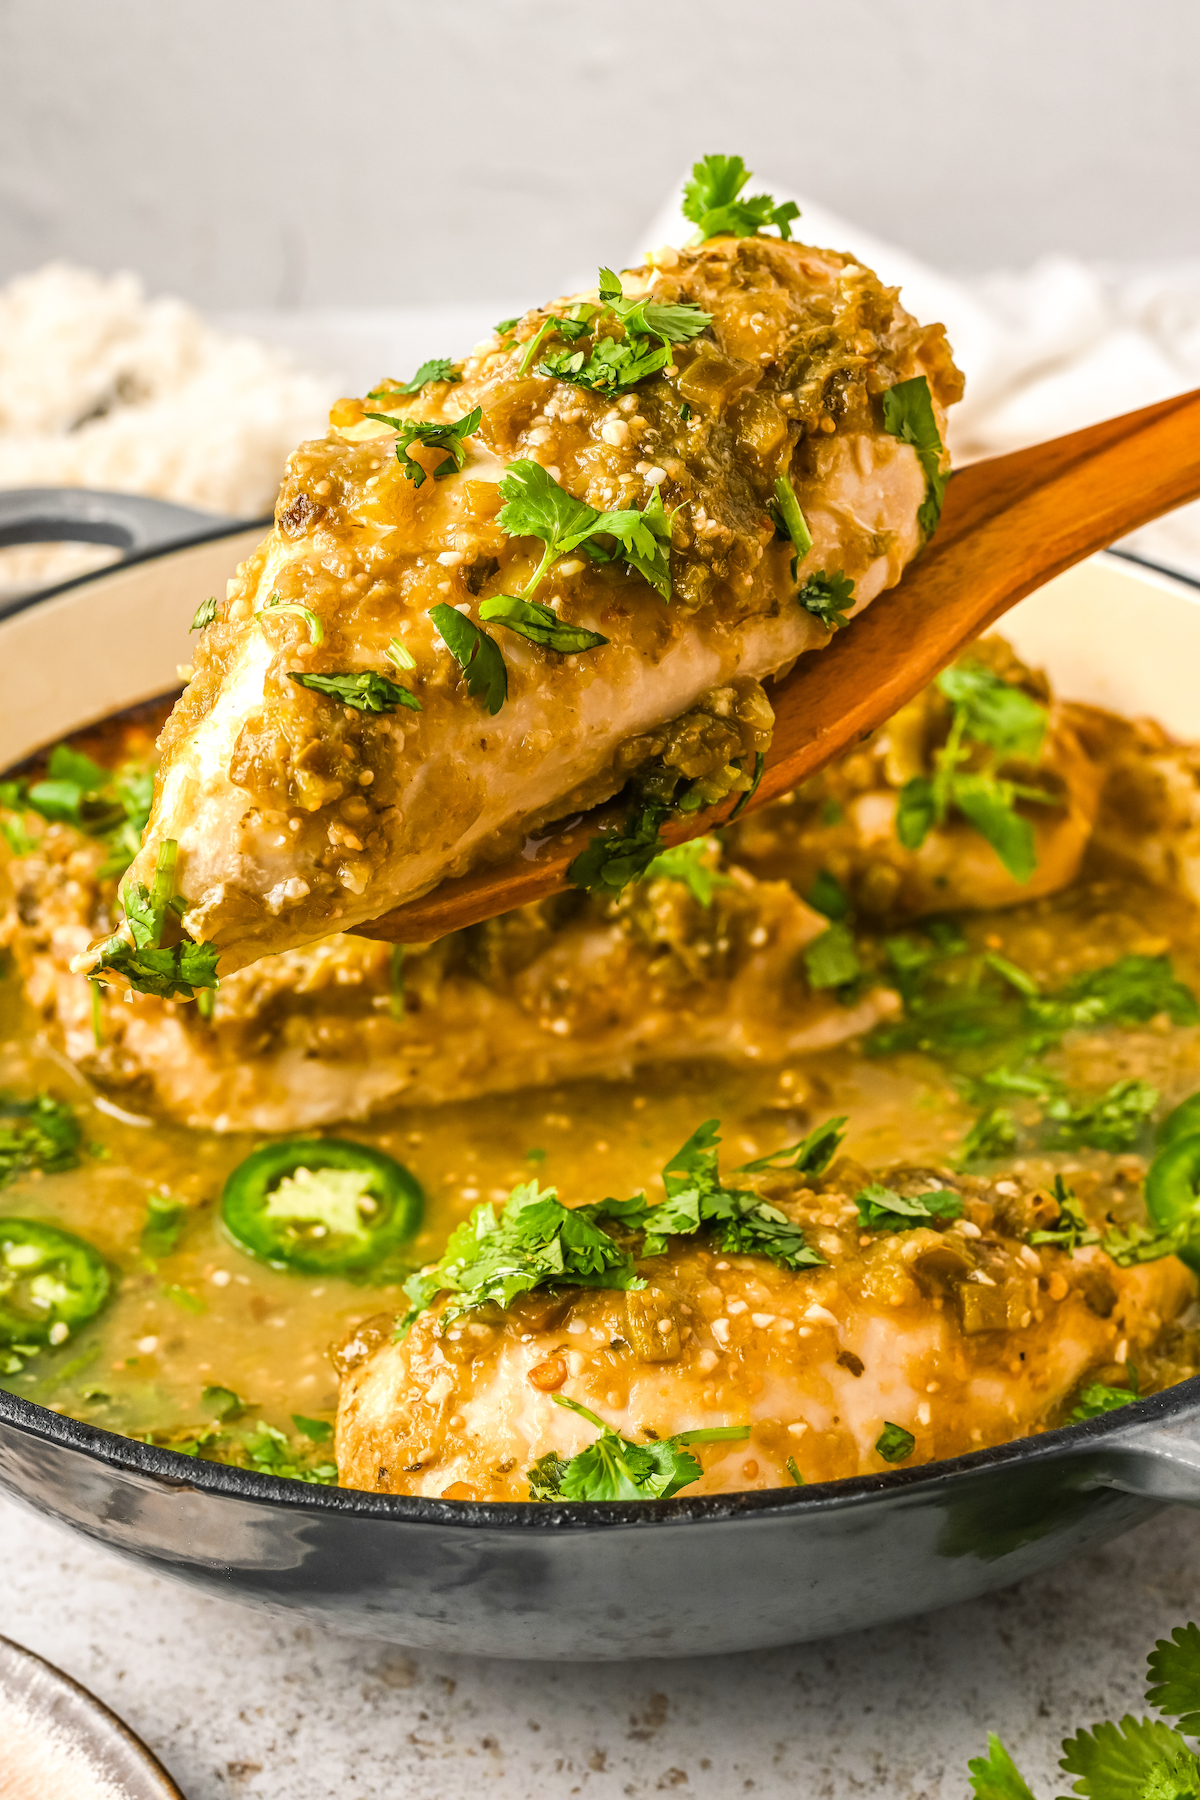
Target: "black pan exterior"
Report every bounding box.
[2,1385,1194,1659]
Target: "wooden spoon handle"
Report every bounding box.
[358,386,1200,945]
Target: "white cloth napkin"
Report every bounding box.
[635,181,1200,578]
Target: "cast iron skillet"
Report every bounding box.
[3,490,1200,1661]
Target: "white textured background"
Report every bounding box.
[1,0,1199,309]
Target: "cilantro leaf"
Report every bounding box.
[368,358,461,400]
[737,1116,848,1177]
[140,1193,187,1263]
[533,1394,750,1503]
[1030,956,1200,1032]
[770,473,813,580]
[496,460,673,602]
[950,774,1040,882]
[257,592,324,645]
[1028,1176,1100,1252]
[804,921,861,990]
[855,1182,963,1233]
[398,1179,642,1336]
[957,1106,1018,1165]
[726,751,766,822]
[1069,1367,1139,1423]
[540,334,670,394]
[291,1413,334,1443]
[0,1092,82,1186]
[937,664,1048,763]
[639,837,735,907]
[568,803,671,898]
[799,570,855,631]
[363,406,481,488]
[428,603,508,714]
[596,268,712,346]
[1059,1716,1198,1799]
[967,1735,1039,1800]
[876,1421,915,1463]
[190,596,218,631]
[681,154,800,244]
[478,593,609,655]
[202,1384,246,1420]
[881,375,949,538]
[807,870,850,921]
[288,669,422,713]
[1147,1624,1200,1734]
[651,1119,825,1269]
[1102,1220,1189,1267]
[91,839,219,1000]
[1044,1078,1159,1153]
[537,272,709,396]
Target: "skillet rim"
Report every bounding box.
[3,1374,1197,1531]
[3,520,1200,1534]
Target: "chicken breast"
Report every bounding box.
[727,637,1103,918]
[79,234,962,985]
[335,1154,1195,1500]
[3,814,896,1133]
[1072,703,1200,903]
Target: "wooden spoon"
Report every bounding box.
[357,385,1200,946]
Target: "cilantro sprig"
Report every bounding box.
[527,1394,749,1503]
[568,803,673,899]
[496,459,673,603]
[855,1182,964,1233]
[681,154,800,244]
[1043,1077,1159,1153]
[477,593,609,656]
[969,1619,1200,1800]
[367,358,461,402]
[736,1116,848,1177]
[770,472,813,579]
[638,836,736,907]
[363,406,482,488]
[534,267,710,396]
[881,375,949,538]
[288,669,422,714]
[798,570,855,631]
[896,662,1059,882]
[91,838,220,1001]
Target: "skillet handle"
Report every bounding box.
[0,487,243,560]
[1092,1395,1200,1506]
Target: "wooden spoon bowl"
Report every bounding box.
[357,386,1200,946]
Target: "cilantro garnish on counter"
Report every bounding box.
[363,405,482,488]
[428,603,508,715]
[968,1619,1200,1800]
[681,154,800,244]
[288,669,422,713]
[367,358,461,401]
[92,838,219,1002]
[496,458,673,603]
[896,662,1059,882]
[881,375,949,538]
[527,1394,750,1503]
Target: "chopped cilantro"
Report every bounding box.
[496,459,672,602]
[288,669,422,713]
[428,602,508,714]
[528,1394,749,1502]
[0,1093,82,1187]
[1,742,156,881]
[1100,1219,1187,1268]
[368,358,460,401]
[786,1457,805,1487]
[803,921,861,991]
[190,596,218,631]
[363,406,482,488]
[639,837,735,907]
[881,375,949,538]
[536,269,709,396]
[875,1421,915,1463]
[737,1115,848,1176]
[291,1413,334,1442]
[807,870,851,920]
[1043,1077,1158,1153]
[1069,1367,1140,1423]
[967,1735,1038,1800]
[1028,1177,1100,1252]
[1030,954,1200,1031]
[855,1183,963,1233]
[202,1384,246,1420]
[140,1193,187,1264]
[239,1421,338,1485]
[630,1118,825,1268]
[568,802,672,899]
[494,316,520,336]
[386,636,416,672]
[398,1177,642,1336]
[799,570,855,631]
[478,592,609,655]
[596,267,712,346]
[957,1106,1018,1165]
[92,838,220,1001]
[681,154,800,244]
[258,591,324,644]
[770,472,813,580]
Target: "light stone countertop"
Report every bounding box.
[2,1493,1200,1798]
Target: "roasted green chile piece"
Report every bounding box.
[1145,1133,1200,1274]
[220,1139,423,1276]
[0,1218,111,1346]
